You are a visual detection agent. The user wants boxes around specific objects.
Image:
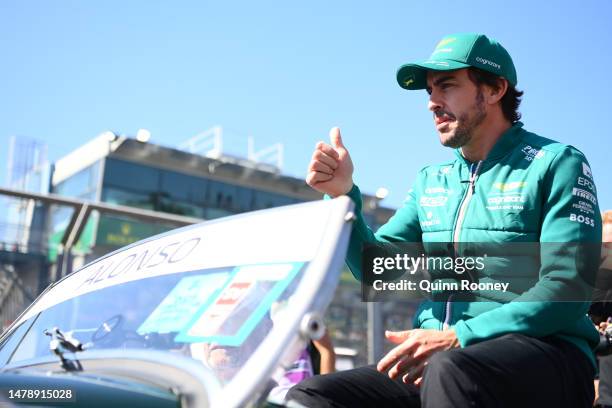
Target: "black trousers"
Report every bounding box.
[286,334,595,408]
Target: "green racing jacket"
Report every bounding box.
[345,121,602,367]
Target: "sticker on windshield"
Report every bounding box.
[175,262,303,346]
[137,272,231,335]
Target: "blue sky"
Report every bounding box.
[1,1,610,210]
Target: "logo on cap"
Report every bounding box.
[435,38,456,49]
[475,56,501,70]
[403,76,415,87]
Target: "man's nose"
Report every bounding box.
[428,93,442,112]
[427,89,442,112]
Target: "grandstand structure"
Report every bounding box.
[0,129,396,365]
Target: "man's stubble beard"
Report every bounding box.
[442,90,486,149]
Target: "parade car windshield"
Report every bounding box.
[8,262,307,383]
[1,198,353,406]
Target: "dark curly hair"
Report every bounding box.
[467,67,524,123]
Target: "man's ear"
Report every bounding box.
[486,78,508,105]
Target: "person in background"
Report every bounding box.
[593,210,612,407]
[267,330,336,402]
[192,301,336,403]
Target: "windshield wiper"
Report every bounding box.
[44,327,88,371]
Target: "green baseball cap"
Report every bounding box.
[396,33,517,90]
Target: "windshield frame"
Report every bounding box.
[0,197,355,407]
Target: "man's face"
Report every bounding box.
[189,342,249,382]
[603,219,612,269]
[603,218,612,243]
[426,69,487,148]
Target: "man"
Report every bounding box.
[287,33,602,407]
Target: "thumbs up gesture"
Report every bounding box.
[306,127,354,197]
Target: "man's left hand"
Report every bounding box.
[377,329,460,385]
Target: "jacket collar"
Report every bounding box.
[453,121,524,165]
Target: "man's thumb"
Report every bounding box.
[329,127,346,150]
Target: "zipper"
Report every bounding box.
[442,295,453,330]
[453,161,482,243]
[442,160,483,330]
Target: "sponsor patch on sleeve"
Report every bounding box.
[582,162,593,179]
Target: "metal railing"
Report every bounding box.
[0,187,204,329]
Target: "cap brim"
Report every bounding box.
[396,60,471,90]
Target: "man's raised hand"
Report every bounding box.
[306,127,354,197]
